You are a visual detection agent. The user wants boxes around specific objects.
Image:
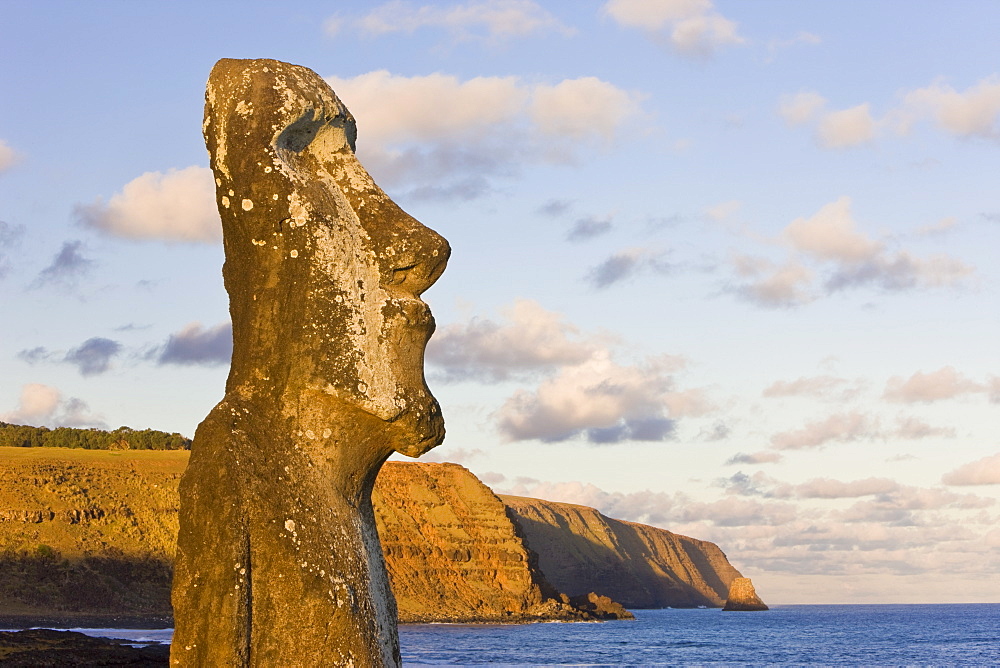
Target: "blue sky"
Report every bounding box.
[1,1,998,604]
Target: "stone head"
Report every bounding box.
[204,58,449,456]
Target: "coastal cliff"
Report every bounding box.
[0,447,752,623]
[502,495,742,608]
[373,461,620,622]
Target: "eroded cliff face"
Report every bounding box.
[502,495,743,608]
[0,448,182,620]
[374,462,603,622]
[0,448,750,622]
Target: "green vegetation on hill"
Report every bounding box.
[0,423,191,451]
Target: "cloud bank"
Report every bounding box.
[730,197,974,307]
[780,75,1000,147]
[326,71,644,198]
[430,301,706,444]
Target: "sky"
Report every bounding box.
[1,1,998,605]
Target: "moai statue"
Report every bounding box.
[171,58,449,667]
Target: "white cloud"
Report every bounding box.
[704,200,742,221]
[1,383,105,428]
[730,255,814,308]
[0,139,21,173]
[778,197,973,296]
[883,366,985,403]
[770,412,874,450]
[335,0,573,43]
[783,197,881,262]
[838,487,994,522]
[729,197,973,308]
[327,71,643,197]
[496,351,686,443]
[816,103,876,148]
[330,71,526,146]
[894,416,956,440]
[762,375,857,399]
[917,216,959,236]
[776,94,876,148]
[726,450,783,465]
[676,496,800,527]
[603,0,744,58]
[426,299,603,382]
[76,166,220,242]
[434,300,708,444]
[901,76,1000,139]
[529,77,642,142]
[782,75,1000,150]
[942,453,1000,486]
[778,92,826,126]
[766,31,821,60]
[791,477,900,499]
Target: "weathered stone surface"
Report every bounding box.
[722,577,768,611]
[503,495,742,608]
[171,58,449,667]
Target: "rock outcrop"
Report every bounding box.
[722,577,768,611]
[172,59,449,667]
[502,495,743,608]
[0,629,169,666]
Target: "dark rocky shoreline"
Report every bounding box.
[0,628,169,666]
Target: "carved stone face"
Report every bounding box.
[205,59,449,456]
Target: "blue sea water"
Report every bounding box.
[43,604,1000,666]
[399,605,1000,666]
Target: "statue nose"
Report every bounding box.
[383,232,450,297]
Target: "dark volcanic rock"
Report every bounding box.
[567,592,635,620]
[171,59,449,667]
[722,577,769,611]
[0,629,168,666]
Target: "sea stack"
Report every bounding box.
[171,59,449,667]
[722,577,769,611]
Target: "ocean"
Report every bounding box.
[51,604,1000,666]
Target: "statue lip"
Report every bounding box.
[394,297,433,328]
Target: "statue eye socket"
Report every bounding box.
[389,264,419,286]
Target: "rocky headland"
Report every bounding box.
[722,577,769,611]
[0,447,755,626]
[503,495,743,609]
